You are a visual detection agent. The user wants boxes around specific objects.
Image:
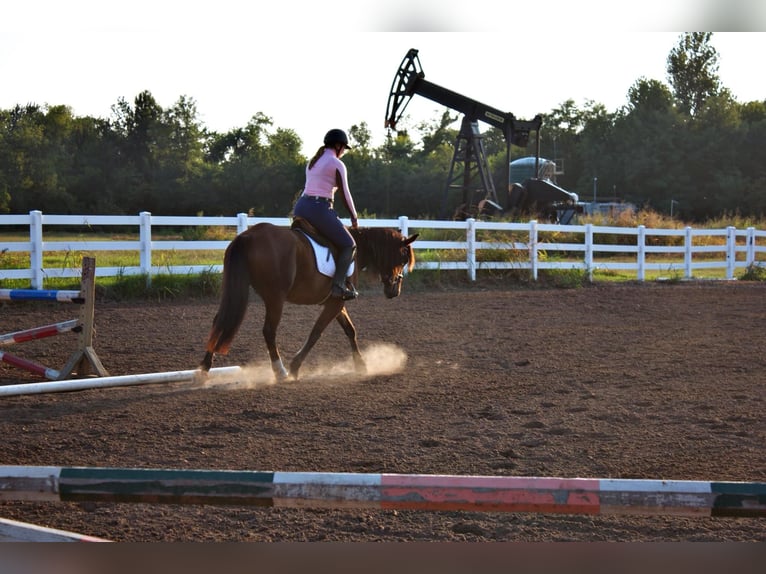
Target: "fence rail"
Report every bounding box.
[1,210,765,288]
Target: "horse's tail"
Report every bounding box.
[205,234,251,355]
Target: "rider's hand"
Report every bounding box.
[351,217,359,229]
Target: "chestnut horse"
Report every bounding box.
[197,221,418,381]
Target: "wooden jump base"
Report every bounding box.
[0,257,107,380]
[0,366,242,397]
[1,466,763,518]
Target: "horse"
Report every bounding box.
[197,220,419,381]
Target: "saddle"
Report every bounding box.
[290,217,355,279]
[291,217,336,254]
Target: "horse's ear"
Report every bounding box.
[404,233,418,272]
[403,233,419,246]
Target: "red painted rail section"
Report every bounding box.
[0,319,81,346]
[0,351,62,380]
[1,466,763,518]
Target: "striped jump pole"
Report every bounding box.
[0,319,81,346]
[0,466,763,518]
[0,289,83,303]
[0,320,81,379]
[0,366,243,397]
[0,350,61,380]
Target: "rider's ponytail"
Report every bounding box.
[308,146,326,170]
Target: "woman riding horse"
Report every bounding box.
[293,128,359,301]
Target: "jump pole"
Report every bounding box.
[0,466,763,518]
[0,319,81,346]
[0,350,62,380]
[0,366,242,397]
[0,320,80,380]
[0,289,82,303]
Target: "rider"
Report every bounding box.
[293,128,359,300]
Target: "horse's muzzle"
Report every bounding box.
[382,272,404,298]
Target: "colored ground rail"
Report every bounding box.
[0,466,763,518]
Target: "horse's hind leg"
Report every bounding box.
[193,351,215,385]
[262,300,289,381]
[199,351,213,371]
[335,307,366,374]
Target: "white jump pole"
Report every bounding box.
[0,366,242,397]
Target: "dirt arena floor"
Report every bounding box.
[0,280,764,542]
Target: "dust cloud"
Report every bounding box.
[199,343,407,391]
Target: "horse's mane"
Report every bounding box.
[351,227,415,273]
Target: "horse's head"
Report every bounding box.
[380,231,419,298]
[352,228,419,299]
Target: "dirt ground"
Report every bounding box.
[0,280,764,542]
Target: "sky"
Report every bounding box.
[2,2,765,156]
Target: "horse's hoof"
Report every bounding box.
[191,369,209,387]
[271,360,289,382]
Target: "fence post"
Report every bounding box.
[746,227,755,267]
[529,220,538,281]
[398,216,409,238]
[726,226,736,279]
[684,227,693,279]
[637,225,646,281]
[584,223,593,282]
[29,210,43,289]
[237,213,249,234]
[466,218,476,281]
[139,211,152,285]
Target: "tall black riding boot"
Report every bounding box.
[332,246,358,300]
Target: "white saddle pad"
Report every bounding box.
[303,234,355,279]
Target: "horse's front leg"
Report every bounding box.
[335,307,366,375]
[289,301,345,379]
[263,302,288,381]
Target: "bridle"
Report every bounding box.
[380,246,411,289]
[381,270,404,289]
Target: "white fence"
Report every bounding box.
[1,210,765,289]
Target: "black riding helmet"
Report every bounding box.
[324,128,351,149]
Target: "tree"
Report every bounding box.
[0,104,81,213]
[626,77,675,113]
[348,122,373,159]
[540,99,588,193]
[667,32,722,118]
[109,91,166,212]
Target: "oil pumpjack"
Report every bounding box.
[385,48,579,222]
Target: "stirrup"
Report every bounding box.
[332,282,358,301]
